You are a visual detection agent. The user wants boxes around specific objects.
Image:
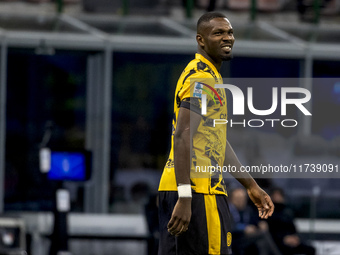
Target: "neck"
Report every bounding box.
[197,48,222,71]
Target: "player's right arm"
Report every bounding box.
[167,106,201,236]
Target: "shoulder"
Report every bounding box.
[186,59,213,74]
[180,59,214,84]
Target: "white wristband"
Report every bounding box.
[177,184,192,198]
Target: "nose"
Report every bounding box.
[222,33,234,42]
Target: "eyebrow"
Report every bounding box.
[212,27,233,32]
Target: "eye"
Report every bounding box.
[215,31,222,35]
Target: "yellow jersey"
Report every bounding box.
[158,53,228,196]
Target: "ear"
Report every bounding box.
[196,34,205,48]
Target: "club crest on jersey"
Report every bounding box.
[227,232,232,246]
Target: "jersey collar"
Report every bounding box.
[195,53,220,77]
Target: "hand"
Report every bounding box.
[283,234,300,247]
[167,197,192,236]
[247,185,274,219]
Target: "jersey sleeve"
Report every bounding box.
[178,70,213,100]
[178,70,215,115]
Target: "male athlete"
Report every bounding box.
[158,12,274,255]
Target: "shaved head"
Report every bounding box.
[197,12,228,34]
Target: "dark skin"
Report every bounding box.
[167,17,274,237]
[196,17,235,71]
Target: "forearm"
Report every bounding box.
[167,108,195,236]
[174,130,191,185]
[224,140,258,190]
[173,107,201,187]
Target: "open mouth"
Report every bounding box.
[222,45,232,53]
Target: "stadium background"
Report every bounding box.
[0,0,340,254]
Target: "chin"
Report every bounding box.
[221,54,233,61]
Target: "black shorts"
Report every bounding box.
[158,191,233,255]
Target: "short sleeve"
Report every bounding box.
[179,70,215,97]
[178,71,203,101]
[178,70,216,115]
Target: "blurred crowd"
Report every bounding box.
[1,0,338,22]
[229,187,316,255]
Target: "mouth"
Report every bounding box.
[221,45,232,53]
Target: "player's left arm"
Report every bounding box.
[224,140,274,219]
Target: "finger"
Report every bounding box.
[258,207,263,218]
[260,210,266,219]
[167,216,175,229]
[172,221,185,236]
[262,208,270,219]
[168,219,179,234]
[179,223,189,235]
[262,206,270,219]
[168,217,180,234]
[259,197,271,219]
[260,207,270,219]
[262,197,274,219]
[263,206,272,219]
[267,198,275,217]
[182,221,190,232]
[171,220,185,236]
[261,196,270,210]
[260,205,268,219]
[175,225,185,236]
